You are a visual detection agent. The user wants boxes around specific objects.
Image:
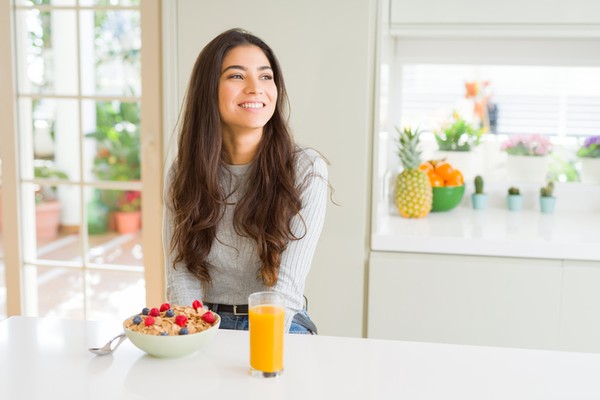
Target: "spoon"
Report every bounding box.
[89,333,127,356]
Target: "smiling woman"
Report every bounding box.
[164,29,329,335]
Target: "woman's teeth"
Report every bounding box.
[240,102,264,108]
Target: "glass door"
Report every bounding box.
[11,0,152,320]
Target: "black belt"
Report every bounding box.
[205,303,249,315]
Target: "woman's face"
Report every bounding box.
[218,44,277,138]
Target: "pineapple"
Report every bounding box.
[394,127,432,218]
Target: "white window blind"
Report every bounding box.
[400,64,600,137]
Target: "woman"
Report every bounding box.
[163,28,328,334]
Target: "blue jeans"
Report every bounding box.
[218,309,316,335]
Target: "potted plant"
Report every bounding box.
[471,175,488,210]
[114,190,141,234]
[539,181,556,214]
[507,186,523,212]
[501,134,552,184]
[34,163,69,239]
[434,116,484,152]
[577,135,600,185]
[434,115,484,182]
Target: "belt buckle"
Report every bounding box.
[233,305,247,316]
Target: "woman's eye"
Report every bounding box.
[229,74,243,79]
[261,74,274,80]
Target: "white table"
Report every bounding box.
[1,316,600,399]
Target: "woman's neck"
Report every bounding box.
[222,128,262,165]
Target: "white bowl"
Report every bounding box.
[123,314,220,358]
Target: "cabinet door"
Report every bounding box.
[368,252,562,350]
[559,260,600,353]
[390,0,600,25]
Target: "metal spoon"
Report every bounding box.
[89,333,127,356]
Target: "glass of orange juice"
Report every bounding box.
[248,291,285,378]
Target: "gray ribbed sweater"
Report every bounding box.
[163,148,328,331]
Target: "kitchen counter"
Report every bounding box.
[372,206,600,261]
[2,316,600,399]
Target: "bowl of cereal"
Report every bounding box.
[123,301,220,358]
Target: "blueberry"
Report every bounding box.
[179,327,189,335]
[133,315,143,324]
[160,332,168,336]
[142,307,150,315]
[165,309,175,318]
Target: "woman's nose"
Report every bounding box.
[245,79,263,95]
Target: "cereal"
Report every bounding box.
[124,302,218,336]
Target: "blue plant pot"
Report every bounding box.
[471,193,488,210]
[507,194,523,211]
[540,196,556,214]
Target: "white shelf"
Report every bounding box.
[372,206,600,261]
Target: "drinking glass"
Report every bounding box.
[248,291,285,377]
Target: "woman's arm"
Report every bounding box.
[272,150,329,331]
[163,171,204,306]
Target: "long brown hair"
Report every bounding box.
[168,28,302,287]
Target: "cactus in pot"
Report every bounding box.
[539,181,556,214]
[507,186,523,211]
[471,175,488,210]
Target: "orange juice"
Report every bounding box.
[249,305,284,373]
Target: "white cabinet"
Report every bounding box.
[368,251,564,350]
[388,0,600,37]
[559,260,600,353]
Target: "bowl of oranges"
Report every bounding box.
[419,159,465,212]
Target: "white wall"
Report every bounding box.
[164,0,378,337]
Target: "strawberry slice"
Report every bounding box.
[192,299,202,310]
[175,315,188,327]
[201,311,216,324]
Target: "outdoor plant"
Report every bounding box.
[501,134,552,156]
[576,136,600,158]
[435,116,484,152]
[117,191,141,213]
[34,162,69,203]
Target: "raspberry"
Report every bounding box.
[175,315,188,327]
[141,307,150,315]
[192,299,202,310]
[149,307,160,317]
[133,315,143,324]
[159,303,170,312]
[165,309,175,318]
[179,327,189,335]
[145,316,155,326]
[201,311,216,324]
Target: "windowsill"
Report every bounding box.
[372,205,600,262]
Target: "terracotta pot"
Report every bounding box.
[115,211,141,234]
[36,201,61,239]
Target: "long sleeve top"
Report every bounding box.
[163,148,328,331]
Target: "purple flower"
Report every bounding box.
[578,135,600,158]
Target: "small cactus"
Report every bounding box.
[540,181,554,197]
[474,175,484,194]
[508,186,520,196]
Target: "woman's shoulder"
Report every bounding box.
[295,147,328,178]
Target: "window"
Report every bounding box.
[380,37,600,186]
[0,0,163,321]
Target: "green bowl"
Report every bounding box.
[431,185,465,212]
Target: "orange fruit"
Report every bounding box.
[428,172,444,187]
[434,161,454,181]
[418,162,434,175]
[445,169,464,186]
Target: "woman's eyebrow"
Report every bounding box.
[222,65,272,73]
